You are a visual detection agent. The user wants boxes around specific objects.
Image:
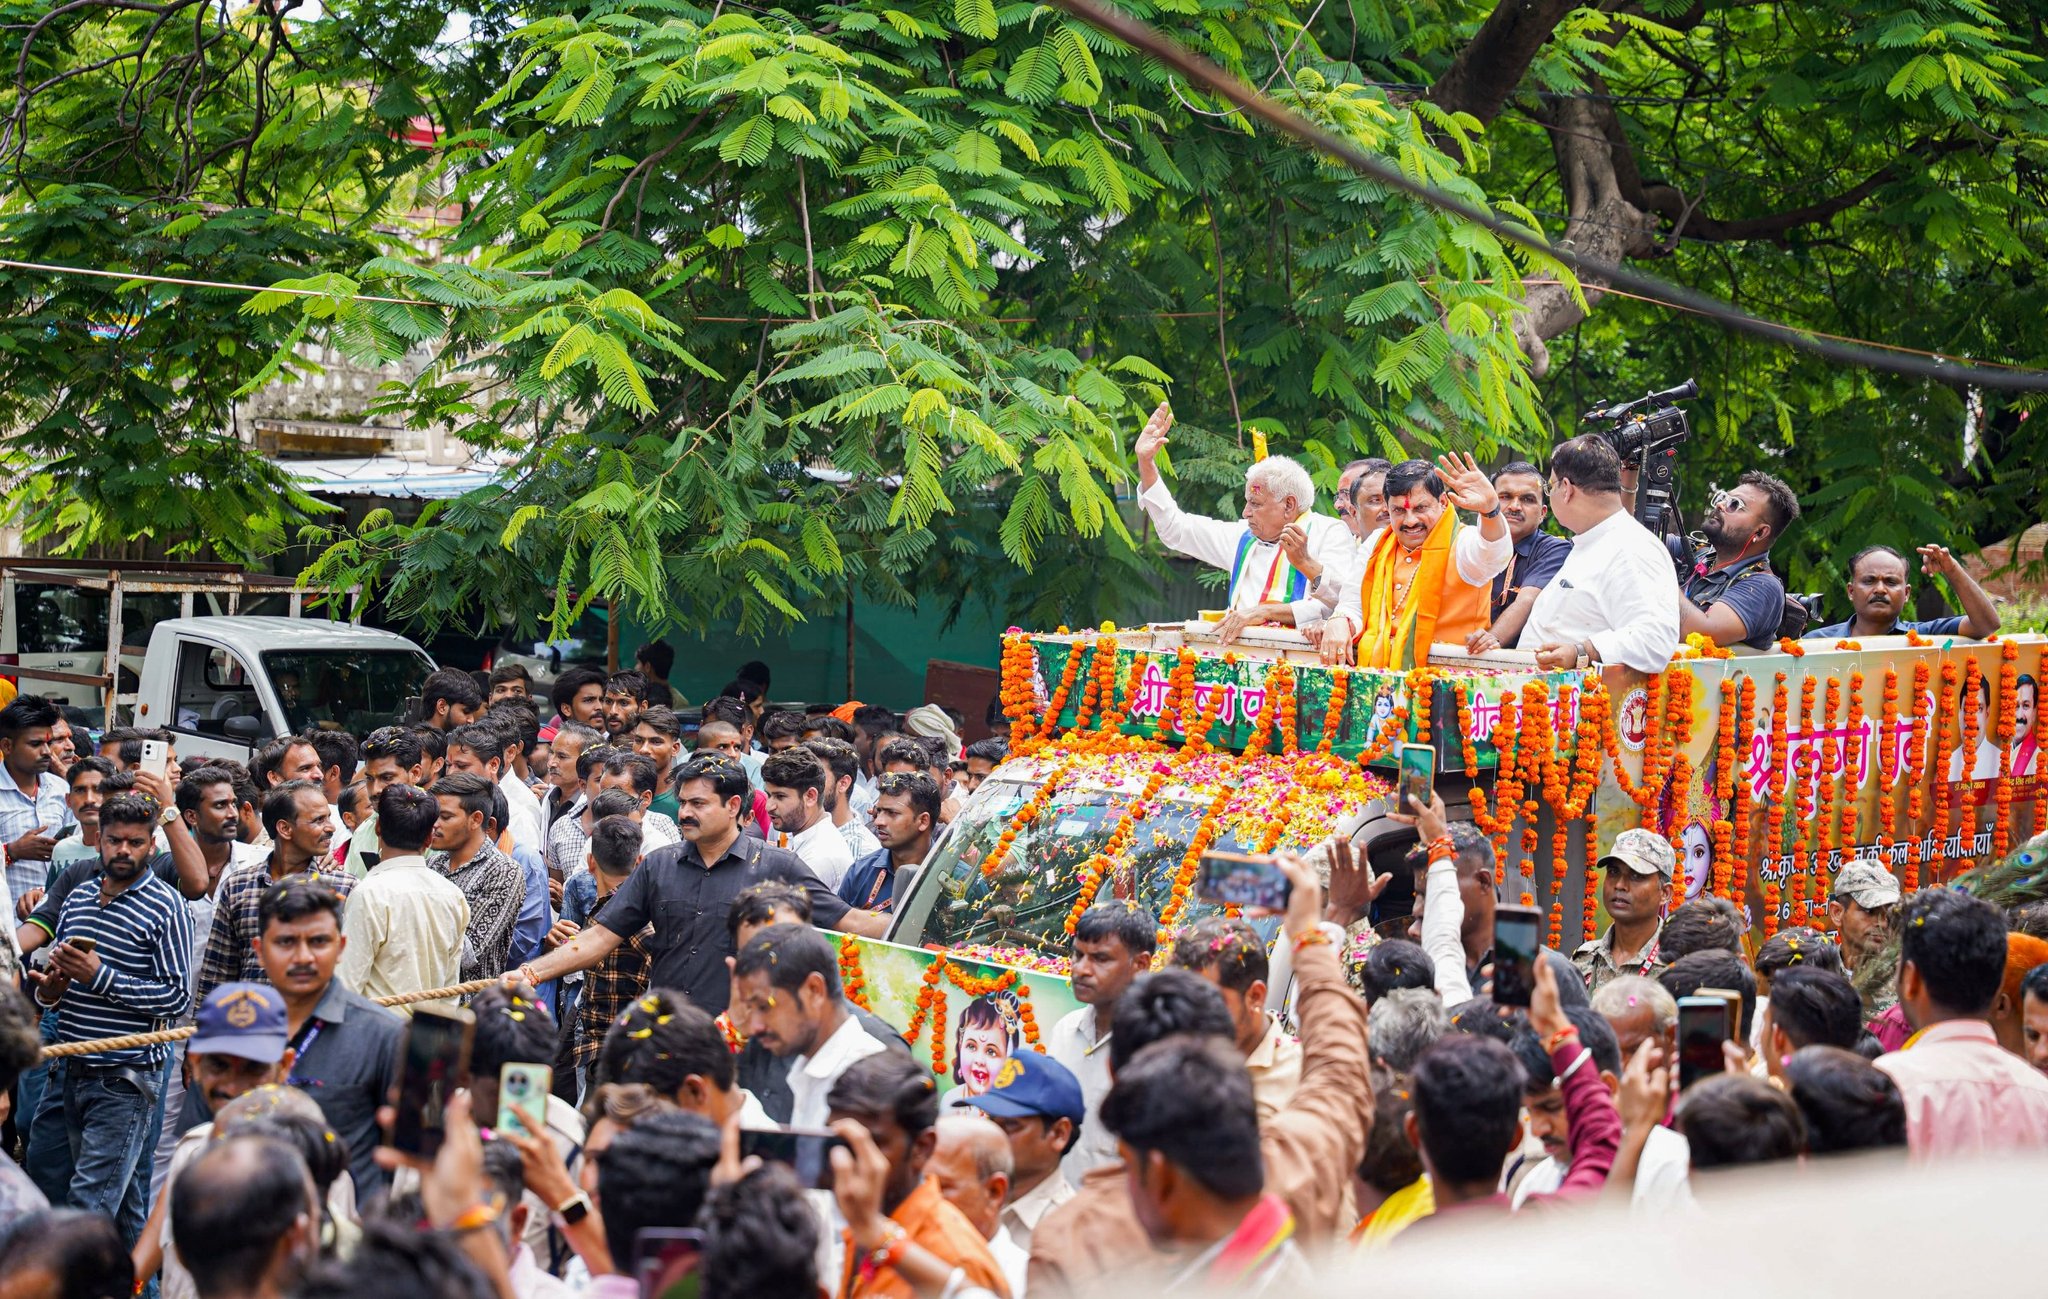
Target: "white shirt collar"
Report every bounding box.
[796,1011,879,1081]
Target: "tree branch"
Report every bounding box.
[1427,0,1582,123]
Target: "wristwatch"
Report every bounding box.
[157,805,181,828]
[553,1190,592,1225]
[1483,502,1503,518]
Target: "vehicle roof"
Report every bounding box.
[146,617,432,656]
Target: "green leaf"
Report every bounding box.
[718,115,776,166]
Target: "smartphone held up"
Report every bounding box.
[1194,850,1292,914]
[388,1005,475,1159]
[1396,742,1435,814]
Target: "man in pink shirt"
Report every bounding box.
[1875,889,2048,1158]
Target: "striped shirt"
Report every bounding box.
[195,854,357,1003]
[44,867,193,1067]
[0,763,77,907]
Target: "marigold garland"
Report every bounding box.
[1929,660,1960,879]
[1316,669,1351,755]
[1904,659,1932,889]
[1730,675,1757,906]
[1995,640,2019,856]
[840,939,872,1012]
[1790,676,1818,927]
[1036,641,1088,739]
[1712,677,1739,898]
[1955,656,1983,870]
[1840,671,1865,857]
[1878,666,1900,851]
[1240,661,1289,760]
[1762,672,1790,938]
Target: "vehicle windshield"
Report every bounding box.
[261,649,435,736]
[902,776,1284,961]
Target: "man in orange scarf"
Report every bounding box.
[1327,455,1511,669]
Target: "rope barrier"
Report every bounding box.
[36,977,506,1061]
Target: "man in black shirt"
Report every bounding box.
[1628,467,1801,650]
[517,755,888,1013]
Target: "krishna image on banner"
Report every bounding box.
[830,934,1085,1098]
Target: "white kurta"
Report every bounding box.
[1137,479,1356,627]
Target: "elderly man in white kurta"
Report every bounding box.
[1131,402,1358,646]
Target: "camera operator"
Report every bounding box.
[1516,435,1682,674]
[1626,466,1801,650]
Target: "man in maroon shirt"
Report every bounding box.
[1408,955,1621,1217]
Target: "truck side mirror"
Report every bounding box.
[222,715,264,744]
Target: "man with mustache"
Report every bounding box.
[1635,467,1802,650]
[23,791,191,1244]
[517,755,891,1015]
[1330,455,1514,669]
[255,876,401,1199]
[1803,543,1999,642]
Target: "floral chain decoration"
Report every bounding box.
[1840,672,1866,859]
[1315,669,1351,756]
[846,940,1045,1077]
[1878,666,1901,853]
[1955,656,1983,870]
[1929,661,1959,883]
[1904,660,1932,889]
[1996,641,2019,856]
[1762,673,1790,937]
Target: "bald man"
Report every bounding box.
[930,1114,1024,1294]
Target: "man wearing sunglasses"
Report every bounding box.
[1632,467,1802,651]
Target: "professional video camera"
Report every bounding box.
[1581,378,1697,537]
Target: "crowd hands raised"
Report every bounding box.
[0,656,1038,1299]
[1132,401,2006,674]
[0,661,2042,1299]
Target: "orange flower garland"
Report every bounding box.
[840,938,872,1012]
[1790,676,1818,927]
[1158,786,1234,929]
[1096,649,1150,738]
[1730,675,1757,906]
[1762,672,1790,938]
[1351,675,1411,767]
[1472,691,1521,877]
[1662,670,1697,871]
[1000,634,1040,745]
[1878,666,1900,851]
[1995,640,2018,856]
[1816,675,1842,868]
[981,756,1082,879]
[1240,662,1288,760]
[1840,671,1865,856]
[1036,641,1088,739]
[1955,656,1983,870]
[1155,649,1197,738]
[1454,681,1481,779]
[1712,677,1738,897]
[1277,668,1301,754]
[1929,661,1959,878]
[1315,669,1351,755]
[1904,659,1932,889]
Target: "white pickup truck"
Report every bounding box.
[130,617,438,763]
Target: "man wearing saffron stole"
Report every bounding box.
[1326,455,1513,668]
[1132,402,1358,648]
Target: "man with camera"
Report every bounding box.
[1627,466,1802,650]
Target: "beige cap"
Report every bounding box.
[1598,827,1676,879]
[1832,860,1902,909]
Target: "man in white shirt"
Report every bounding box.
[444,720,542,857]
[1509,1009,1693,1212]
[730,921,894,1126]
[1047,901,1156,1180]
[1509,433,1682,674]
[762,748,855,891]
[801,738,882,861]
[336,785,470,1012]
[1131,402,1357,646]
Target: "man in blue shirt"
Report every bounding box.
[1803,543,2001,641]
[838,771,940,915]
[1483,460,1573,650]
[1636,470,1801,651]
[26,791,191,1246]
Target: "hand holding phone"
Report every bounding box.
[1489,904,1543,1008]
[1195,850,1292,914]
[497,1062,552,1138]
[1676,995,1734,1090]
[388,1006,475,1159]
[139,738,169,779]
[738,1126,850,1190]
[1396,742,1436,815]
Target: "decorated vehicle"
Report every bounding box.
[858,621,2048,1093]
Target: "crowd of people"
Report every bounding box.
[0,640,2043,1299]
[1133,402,2006,671]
